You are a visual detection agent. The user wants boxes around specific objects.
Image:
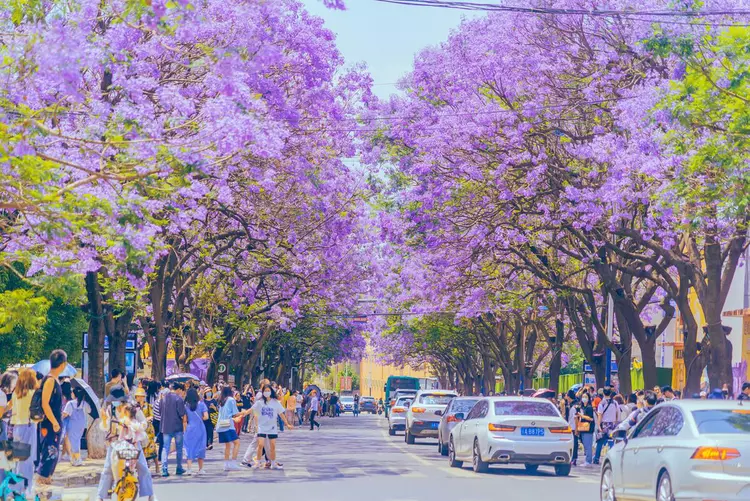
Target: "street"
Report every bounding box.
[73,413,599,501]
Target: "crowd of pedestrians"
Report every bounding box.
[555,382,743,468]
[0,349,319,500]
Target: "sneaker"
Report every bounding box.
[241,460,252,467]
[226,461,241,471]
[161,471,169,478]
[270,462,283,470]
[264,461,271,469]
[223,461,230,471]
[196,469,206,476]
[175,468,186,476]
[207,445,213,451]
[184,469,193,476]
[579,462,592,467]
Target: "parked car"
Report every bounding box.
[340,395,355,413]
[405,389,458,444]
[448,396,573,476]
[388,396,413,435]
[360,396,377,414]
[601,399,750,501]
[438,397,480,456]
[389,389,418,414]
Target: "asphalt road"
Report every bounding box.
[72,413,600,501]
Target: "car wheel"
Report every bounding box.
[656,471,674,501]
[439,436,448,456]
[448,438,463,468]
[600,463,617,501]
[406,429,415,444]
[472,438,489,473]
[388,427,395,436]
[524,464,539,474]
[555,464,571,477]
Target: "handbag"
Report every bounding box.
[1,440,32,461]
[576,420,590,433]
[217,419,231,429]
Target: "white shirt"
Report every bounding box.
[251,398,285,434]
[295,394,303,409]
[597,398,619,424]
[309,396,319,412]
[0,392,7,408]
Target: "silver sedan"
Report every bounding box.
[601,399,750,501]
[438,397,480,456]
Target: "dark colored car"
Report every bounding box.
[360,396,377,414]
[437,396,481,456]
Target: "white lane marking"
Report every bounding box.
[380,428,435,467]
[437,466,480,479]
[340,466,367,476]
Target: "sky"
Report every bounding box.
[301,0,481,98]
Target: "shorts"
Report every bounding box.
[218,429,238,444]
[257,433,278,440]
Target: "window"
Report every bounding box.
[493,401,558,417]
[632,409,662,439]
[693,410,750,434]
[650,407,684,437]
[418,394,456,405]
[471,400,489,419]
[450,399,480,415]
[466,400,486,420]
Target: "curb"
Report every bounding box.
[61,471,101,487]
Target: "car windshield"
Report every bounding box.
[493,401,558,416]
[692,409,750,434]
[450,399,480,414]
[341,397,353,402]
[419,394,455,405]
[396,398,412,407]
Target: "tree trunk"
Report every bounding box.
[640,338,658,390]
[85,419,107,459]
[85,272,106,397]
[108,310,134,375]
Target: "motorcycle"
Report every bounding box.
[110,440,140,501]
[377,403,384,415]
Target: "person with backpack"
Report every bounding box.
[594,388,618,464]
[62,386,91,466]
[35,349,67,485]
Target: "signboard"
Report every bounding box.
[352,316,368,324]
[584,373,596,386]
[82,330,139,382]
[340,376,352,391]
[584,352,618,373]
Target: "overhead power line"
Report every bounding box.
[372,0,750,17]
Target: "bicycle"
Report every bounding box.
[0,442,39,501]
[109,440,140,501]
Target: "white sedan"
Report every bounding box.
[601,399,750,501]
[448,396,573,476]
[405,389,458,444]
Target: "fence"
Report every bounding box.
[495,368,673,394]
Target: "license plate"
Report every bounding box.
[521,427,545,437]
[431,422,439,429]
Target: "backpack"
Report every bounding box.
[29,385,45,423]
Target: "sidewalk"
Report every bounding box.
[53,458,105,488]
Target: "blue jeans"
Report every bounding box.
[594,435,613,463]
[97,445,153,499]
[277,416,284,432]
[580,433,594,464]
[161,431,184,474]
[296,408,304,425]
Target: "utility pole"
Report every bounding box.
[606,293,614,387]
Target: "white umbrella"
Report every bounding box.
[70,377,102,420]
[165,373,199,383]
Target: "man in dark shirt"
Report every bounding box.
[160,382,186,477]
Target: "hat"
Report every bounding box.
[134,387,146,398]
[105,385,129,403]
